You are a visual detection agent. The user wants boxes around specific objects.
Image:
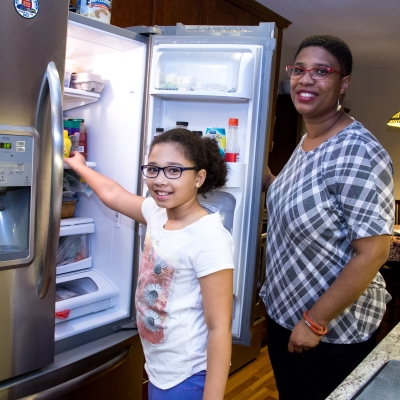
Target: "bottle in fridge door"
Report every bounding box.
[225,118,240,162]
[77,118,88,159]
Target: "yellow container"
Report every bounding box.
[63,129,71,157]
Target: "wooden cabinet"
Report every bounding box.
[110,0,290,30]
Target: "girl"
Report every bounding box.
[64,128,234,400]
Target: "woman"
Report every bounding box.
[260,35,394,400]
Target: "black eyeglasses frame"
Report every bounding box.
[141,165,197,179]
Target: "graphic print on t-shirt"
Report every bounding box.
[136,235,174,344]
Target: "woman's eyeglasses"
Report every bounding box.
[141,165,196,179]
[286,65,345,80]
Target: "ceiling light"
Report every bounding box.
[387,111,400,128]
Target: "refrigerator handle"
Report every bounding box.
[37,61,64,299]
[18,346,131,400]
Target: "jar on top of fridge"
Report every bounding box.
[77,0,113,24]
[176,121,189,129]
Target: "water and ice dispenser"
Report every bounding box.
[0,126,37,267]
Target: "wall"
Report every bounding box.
[344,67,400,199]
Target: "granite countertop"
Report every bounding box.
[326,322,400,399]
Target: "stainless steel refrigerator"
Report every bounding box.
[0,6,275,398]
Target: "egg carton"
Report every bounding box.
[70,72,105,93]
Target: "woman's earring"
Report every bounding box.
[336,96,342,112]
[196,182,200,188]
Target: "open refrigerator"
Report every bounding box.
[0,8,275,399]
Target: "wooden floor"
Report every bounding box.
[224,345,278,400]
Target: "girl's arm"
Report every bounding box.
[64,152,146,224]
[199,268,233,400]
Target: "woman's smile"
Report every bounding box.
[296,90,318,102]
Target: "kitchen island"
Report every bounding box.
[326,322,400,399]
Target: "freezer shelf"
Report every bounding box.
[150,45,256,100]
[64,161,96,168]
[55,270,119,324]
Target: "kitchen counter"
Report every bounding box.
[326,322,400,399]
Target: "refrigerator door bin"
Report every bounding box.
[55,270,119,324]
[226,162,246,188]
[150,46,255,99]
[57,217,95,275]
[199,191,236,234]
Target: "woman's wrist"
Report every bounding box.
[303,310,328,336]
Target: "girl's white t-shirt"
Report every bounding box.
[135,197,234,389]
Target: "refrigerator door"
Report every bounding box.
[56,13,148,353]
[140,23,276,345]
[0,0,69,380]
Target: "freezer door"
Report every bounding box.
[142,23,276,345]
[0,0,69,380]
[0,332,143,400]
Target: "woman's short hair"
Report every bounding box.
[294,34,353,76]
[150,128,228,195]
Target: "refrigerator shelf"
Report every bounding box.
[150,92,250,101]
[64,161,96,168]
[63,87,100,111]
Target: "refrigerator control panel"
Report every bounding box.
[0,133,34,187]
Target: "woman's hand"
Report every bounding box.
[262,166,276,192]
[288,318,322,353]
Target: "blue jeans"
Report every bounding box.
[266,316,378,400]
[148,370,206,400]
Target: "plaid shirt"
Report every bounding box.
[260,120,394,343]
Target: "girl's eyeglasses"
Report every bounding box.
[286,65,345,80]
[141,165,196,179]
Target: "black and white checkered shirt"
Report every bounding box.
[260,120,394,343]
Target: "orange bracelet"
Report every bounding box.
[303,310,328,336]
